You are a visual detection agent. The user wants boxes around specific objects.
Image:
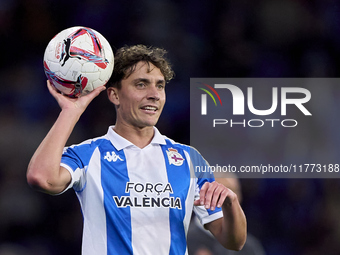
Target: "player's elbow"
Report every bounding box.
[26,166,56,194]
[27,164,70,195]
[226,240,246,251]
[27,167,47,191]
[223,234,246,251]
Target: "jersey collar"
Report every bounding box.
[106,126,166,151]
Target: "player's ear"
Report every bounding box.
[107,87,119,105]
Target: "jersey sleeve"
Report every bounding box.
[188,147,223,225]
[193,182,223,226]
[60,140,97,192]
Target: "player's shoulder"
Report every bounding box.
[64,134,111,152]
[161,135,212,179]
[161,135,203,158]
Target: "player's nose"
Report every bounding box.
[147,85,161,101]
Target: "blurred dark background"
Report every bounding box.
[1,0,340,254]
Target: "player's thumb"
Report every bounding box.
[86,85,106,99]
[193,199,201,206]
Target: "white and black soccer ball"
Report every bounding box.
[43,26,114,97]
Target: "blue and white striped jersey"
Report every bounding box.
[60,126,223,255]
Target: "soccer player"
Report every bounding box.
[27,45,246,255]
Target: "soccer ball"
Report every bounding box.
[43,26,114,97]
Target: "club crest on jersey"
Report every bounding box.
[166,148,185,166]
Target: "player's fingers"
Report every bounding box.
[46,80,66,103]
[202,182,218,210]
[92,85,107,95]
[193,198,201,206]
[46,80,57,95]
[215,188,230,209]
[210,184,226,211]
[81,85,106,101]
[198,182,210,207]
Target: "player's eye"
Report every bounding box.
[136,82,146,88]
[157,84,165,90]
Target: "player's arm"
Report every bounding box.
[27,81,106,195]
[194,181,247,251]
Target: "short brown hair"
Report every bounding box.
[107,45,175,88]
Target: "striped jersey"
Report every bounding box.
[60,126,223,255]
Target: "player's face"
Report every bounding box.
[112,61,166,129]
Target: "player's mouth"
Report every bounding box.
[140,105,158,113]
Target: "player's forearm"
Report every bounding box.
[27,109,81,192]
[219,199,247,251]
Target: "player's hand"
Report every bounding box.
[194,181,237,211]
[46,80,106,113]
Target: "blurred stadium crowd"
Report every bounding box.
[1,0,340,254]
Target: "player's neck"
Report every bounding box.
[113,123,154,149]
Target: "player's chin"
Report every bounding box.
[146,119,160,127]
[141,117,160,128]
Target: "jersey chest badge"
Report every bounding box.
[166,148,185,166]
[104,151,124,162]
